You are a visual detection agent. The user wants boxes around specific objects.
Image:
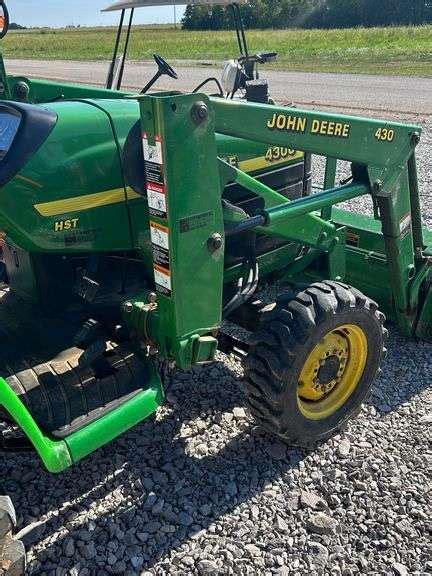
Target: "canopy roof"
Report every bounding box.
[103,0,245,11]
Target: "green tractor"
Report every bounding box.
[0,0,431,572]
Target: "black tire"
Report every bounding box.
[244,281,387,446]
[0,497,26,576]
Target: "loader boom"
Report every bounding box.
[133,92,430,350]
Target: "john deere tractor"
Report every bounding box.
[0,0,431,572]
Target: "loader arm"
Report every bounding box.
[207,97,428,336]
[133,92,429,349]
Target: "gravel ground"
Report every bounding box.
[1,111,431,576]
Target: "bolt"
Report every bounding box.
[373,180,383,194]
[123,301,133,314]
[148,292,157,304]
[411,131,421,146]
[207,233,223,252]
[14,81,30,102]
[191,101,209,125]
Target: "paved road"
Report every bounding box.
[7,58,432,114]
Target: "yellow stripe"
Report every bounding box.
[34,187,141,217]
[33,153,304,217]
[239,151,304,173]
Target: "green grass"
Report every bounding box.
[4,25,432,76]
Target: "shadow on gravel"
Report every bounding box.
[2,327,431,573]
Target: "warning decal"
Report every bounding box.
[143,133,167,218]
[154,264,172,297]
[150,221,171,296]
[150,220,169,249]
[147,183,167,218]
[144,134,171,296]
[143,133,163,165]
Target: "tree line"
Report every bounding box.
[182,0,432,30]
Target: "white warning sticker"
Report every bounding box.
[150,221,169,250]
[143,133,163,165]
[147,183,167,218]
[154,264,172,296]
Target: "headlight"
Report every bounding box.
[221,60,241,94]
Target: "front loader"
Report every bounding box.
[0,0,431,572]
[0,89,430,466]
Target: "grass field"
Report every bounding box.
[4,25,432,76]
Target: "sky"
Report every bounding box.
[8,1,187,28]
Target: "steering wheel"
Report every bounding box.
[0,1,10,40]
[154,54,178,80]
[140,54,178,94]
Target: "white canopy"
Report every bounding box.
[103,0,245,11]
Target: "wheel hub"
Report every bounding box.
[317,354,342,385]
[297,324,368,420]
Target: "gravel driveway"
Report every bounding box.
[1,105,431,574]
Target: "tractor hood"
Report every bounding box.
[0,99,134,253]
[0,102,57,188]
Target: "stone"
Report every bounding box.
[300,491,327,510]
[0,537,26,576]
[178,512,193,527]
[197,559,220,574]
[14,520,46,547]
[337,439,351,457]
[419,413,432,424]
[245,544,261,556]
[111,560,127,574]
[82,542,97,560]
[393,562,409,576]
[63,537,75,558]
[199,504,211,516]
[151,499,164,515]
[0,497,15,538]
[309,541,329,568]
[233,407,248,419]
[274,515,289,532]
[307,513,338,535]
[130,556,144,569]
[143,492,158,511]
[267,442,287,461]
[225,482,238,497]
[274,567,290,576]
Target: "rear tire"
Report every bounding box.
[244,281,387,446]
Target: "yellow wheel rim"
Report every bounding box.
[297,324,368,421]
